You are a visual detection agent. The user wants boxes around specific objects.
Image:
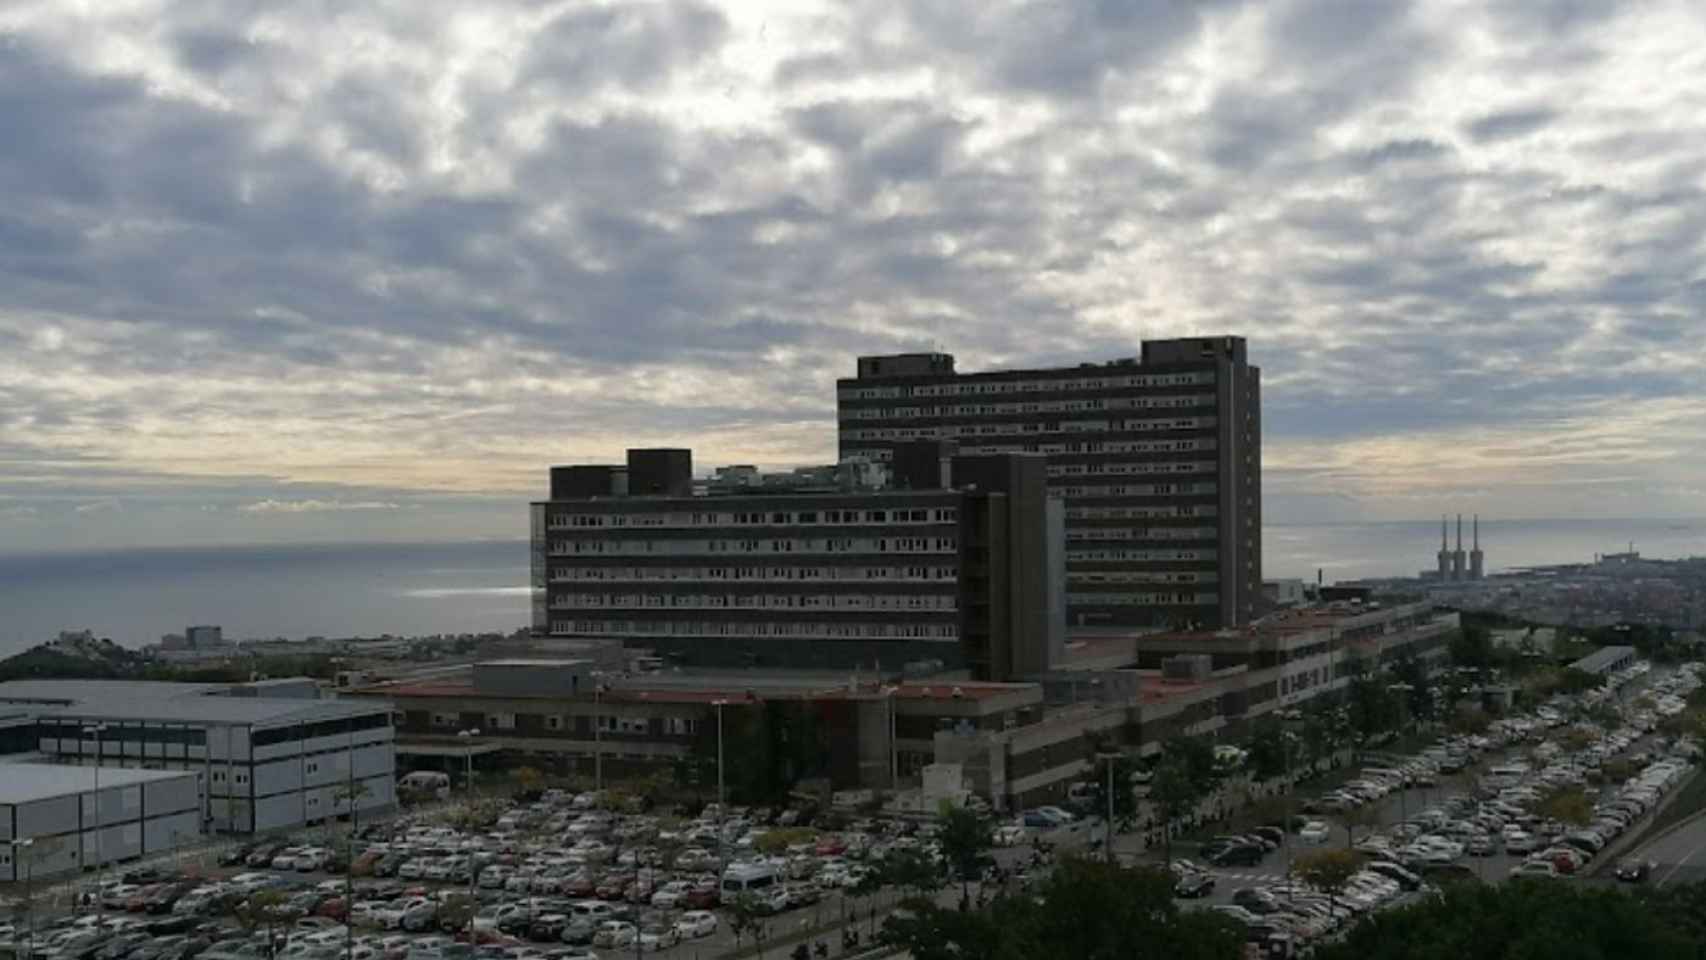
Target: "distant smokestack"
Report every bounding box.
[1471,514,1486,580]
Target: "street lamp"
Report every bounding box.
[590,671,610,795]
[11,837,34,956]
[456,728,482,796]
[1387,683,1415,828]
[881,685,901,790]
[711,699,729,884]
[1094,751,1120,864]
[83,723,109,914]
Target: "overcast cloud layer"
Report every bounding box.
[3,0,1706,552]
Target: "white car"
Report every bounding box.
[675,911,718,939]
[1298,821,1333,845]
[1504,831,1539,854]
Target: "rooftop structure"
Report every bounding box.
[1568,645,1637,677]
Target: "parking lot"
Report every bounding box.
[1,785,1095,960]
[1160,659,1702,955]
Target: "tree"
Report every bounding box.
[1245,720,1290,783]
[936,806,994,906]
[437,892,477,936]
[1083,747,1142,835]
[727,892,763,951]
[1343,801,1383,847]
[1536,788,1593,828]
[510,766,543,799]
[1148,756,1199,865]
[883,846,944,900]
[1293,849,1362,926]
[878,858,1244,960]
[1449,627,1494,674]
[1317,874,1697,960]
[233,889,290,958]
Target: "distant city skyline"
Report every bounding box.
[4,2,1706,552]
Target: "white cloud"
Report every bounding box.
[0,0,1704,550]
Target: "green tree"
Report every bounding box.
[1148,756,1199,865]
[1245,720,1290,782]
[1449,626,1494,673]
[1317,874,1696,960]
[878,858,1244,960]
[1162,736,1222,796]
[233,889,290,959]
[1084,750,1143,834]
[883,846,945,899]
[727,892,763,951]
[937,805,994,906]
[1536,788,1593,828]
[510,766,543,798]
[1293,849,1362,926]
[437,892,477,936]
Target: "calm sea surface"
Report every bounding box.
[0,518,1702,654]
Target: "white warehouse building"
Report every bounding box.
[0,679,396,835]
[0,764,201,881]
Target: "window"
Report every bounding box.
[545,715,564,732]
[487,713,516,730]
[431,713,458,728]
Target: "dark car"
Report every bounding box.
[1174,872,1215,898]
[219,846,257,868]
[1615,859,1656,883]
[1207,843,1265,867]
[1251,826,1286,848]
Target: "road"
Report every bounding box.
[1620,808,1706,889]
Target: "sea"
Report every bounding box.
[0,518,1702,656]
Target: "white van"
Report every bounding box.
[398,771,451,801]
[721,862,780,895]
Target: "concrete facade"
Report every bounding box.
[531,450,1062,682]
[837,336,1262,632]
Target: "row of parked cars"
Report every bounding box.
[103,787,978,960]
[1177,858,1422,956]
[1343,661,1699,880]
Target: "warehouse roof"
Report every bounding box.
[0,679,387,727]
[1568,645,1637,676]
[0,762,193,805]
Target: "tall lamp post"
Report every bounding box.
[83,723,109,915]
[1387,683,1415,828]
[590,671,609,795]
[456,728,482,797]
[11,837,34,957]
[880,685,900,792]
[711,699,729,884]
[1095,751,1120,864]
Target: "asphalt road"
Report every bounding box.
[1624,809,1706,889]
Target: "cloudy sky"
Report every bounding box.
[3,0,1706,554]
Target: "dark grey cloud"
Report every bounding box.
[1465,107,1559,142]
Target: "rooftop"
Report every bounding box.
[0,679,388,727]
[0,763,193,805]
[1568,645,1637,676]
